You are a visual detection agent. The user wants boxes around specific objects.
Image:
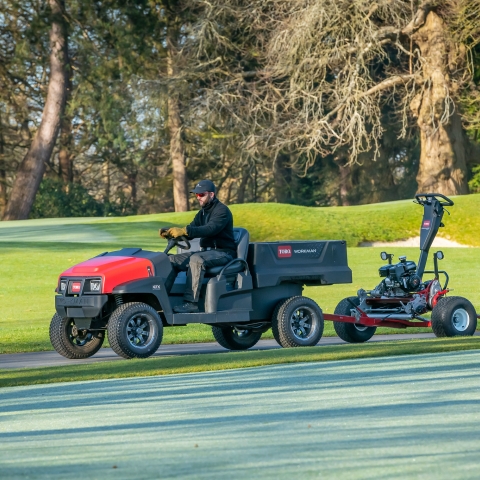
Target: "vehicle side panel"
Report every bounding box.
[250,283,303,320]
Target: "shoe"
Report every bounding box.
[173,301,199,314]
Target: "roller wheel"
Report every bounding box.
[107,302,163,359]
[333,296,376,343]
[271,296,324,348]
[431,296,477,337]
[49,313,105,359]
[212,326,262,350]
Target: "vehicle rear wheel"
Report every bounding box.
[333,297,376,343]
[107,302,163,359]
[272,296,324,348]
[431,296,477,337]
[212,326,262,350]
[49,313,105,359]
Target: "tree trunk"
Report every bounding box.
[166,24,189,212]
[337,157,351,206]
[58,133,73,184]
[58,45,73,185]
[224,180,234,204]
[411,12,469,195]
[3,0,67,220]
[273,153,291,203]
[236,168,250,204]
[216,157,234,204]
[252,163,257,202]
[103,159,110,216]
[128,171,137,212]
[0,114,6,218]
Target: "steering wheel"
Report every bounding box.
[164,235,191,254]
[414,193,454,207]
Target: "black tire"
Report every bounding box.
[333,297,376,343]
[212,326,262,350]
[271,296,324,348]
[107,302,163,359]
[49,313,105,359]
[431,296,477,337]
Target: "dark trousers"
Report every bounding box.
[165,250,233,303]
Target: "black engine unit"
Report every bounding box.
[378,256,421,293]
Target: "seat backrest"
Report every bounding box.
[177,227,250,257]
[233,227,249,260]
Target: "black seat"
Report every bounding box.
[204,227,249,277]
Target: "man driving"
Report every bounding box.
[160,179,237,313]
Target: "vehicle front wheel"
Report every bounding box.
[49,313,105,359]
[431,296,477,337]
[107,302,163,359]
[333,297,376,343]
[212,326,262,350]
[272,296,324,348]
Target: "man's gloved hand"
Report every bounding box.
[167,226,188,238]
[159,227,171,239]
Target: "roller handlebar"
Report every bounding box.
[414,193,454,207]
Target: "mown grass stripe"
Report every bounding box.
[2,337,480,388]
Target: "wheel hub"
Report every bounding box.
[290,308,316,340]
[126,314,153,347]
[452,308,469,332]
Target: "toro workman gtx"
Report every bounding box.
[50,229,352,359]
[323,193,478,342]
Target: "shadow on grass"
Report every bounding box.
[2,348,480,413]
[1,337,480,388]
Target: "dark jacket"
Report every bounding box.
[186,198,237,256]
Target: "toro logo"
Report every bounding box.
[422,219,431,229]
[278,245,292,258]
[71,282,82,293]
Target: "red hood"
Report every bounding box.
[60,256,152,293]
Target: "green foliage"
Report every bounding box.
[30,178,103,218]
[468,165,480,193]
[4,0,480,218]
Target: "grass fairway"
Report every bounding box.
[1,337,480,388]
[2,193,480,247]
[3,349,480,479]
[1,195,479,354]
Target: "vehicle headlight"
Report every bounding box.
[89,280,101,292]
[60,280,67,292]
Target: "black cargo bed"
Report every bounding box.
[247,240,352,288]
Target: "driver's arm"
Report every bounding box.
[186,208,229,239]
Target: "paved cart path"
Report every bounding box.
[2,350,480,479]
[0,333,444,369]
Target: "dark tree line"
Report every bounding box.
[1,0,480,220]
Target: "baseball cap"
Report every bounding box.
[190,179,216,194]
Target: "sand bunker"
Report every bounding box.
[359,236,470,248]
